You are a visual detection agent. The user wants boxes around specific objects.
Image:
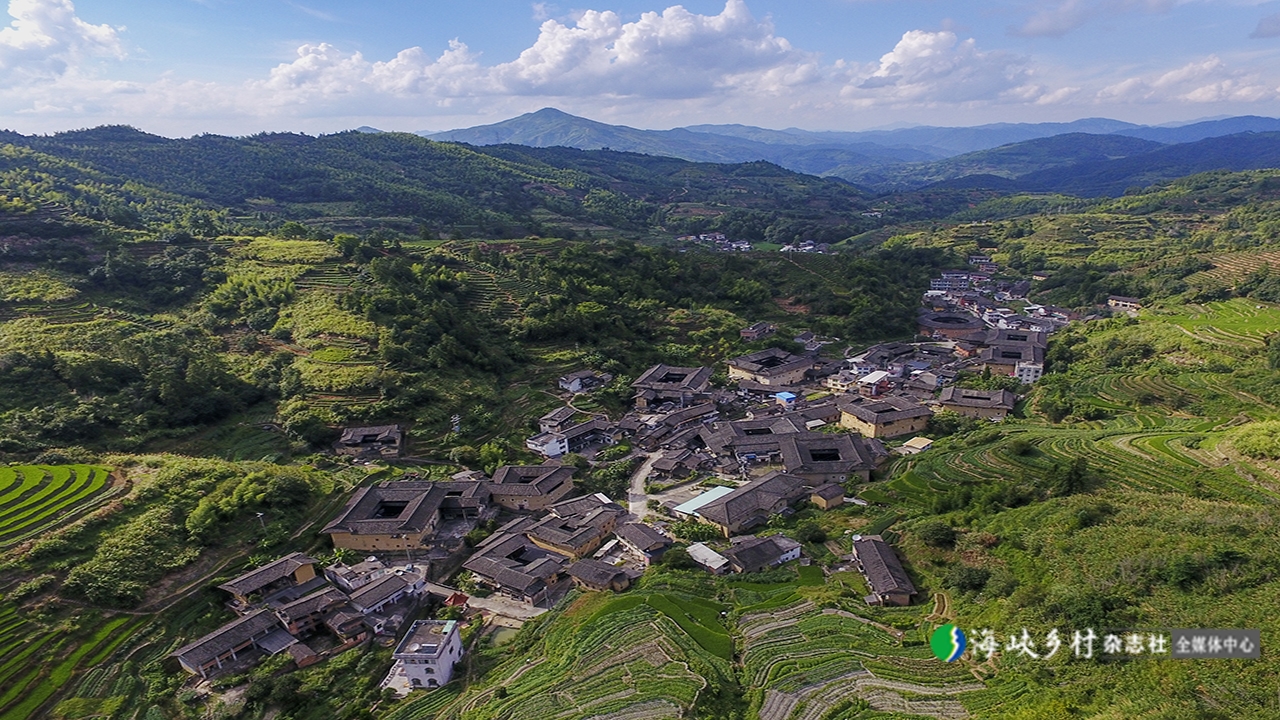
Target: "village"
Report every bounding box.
[170,254,1142,698]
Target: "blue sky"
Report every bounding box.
[5,0,1280,135]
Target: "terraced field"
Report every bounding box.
[0,465,117,548]
[1156,298,1280,348]
[1184,249,1280,286]
[742,603,989,720]
[415,593,728,720]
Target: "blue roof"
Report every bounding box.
[775,392,797,400]
[672,485,736,516]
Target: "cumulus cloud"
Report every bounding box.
[251,0,810,103]
[1097,55,1277,103]
[0,0,122,85]
[849,30,1033,104]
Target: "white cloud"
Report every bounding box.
[849,30,1033,104]
[0,0,122,86]
[2,0,1280,134]
[1097,55,1278,102]
[1013,0,1183,38]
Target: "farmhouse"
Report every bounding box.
[462,519,567,606]
[687,542,731,574]
[334,425,404,459]
[538,407,578,434]
[727,347,815,386]
[171,610,289,679]
[526,418,619,458]
[978,344,1045,376]
[566,558,632,592]
[936,387,1017,420]
[809,483,845,510]
[839,397,933,439]
[524,494,626,559]
[895,436,934,455]
[851,535,917,607]
[613,523,672,566]
[347,572,418,615]
[1107,295,1143,310]
[696,471,810,536]
[487,465,576,511]
[739,321,777,341]
[274,587,351,637]
[217,552,319,607]
[559,369,612,393]
[631,364,714,409]
[723,535,802,573]
[322,481,489,552]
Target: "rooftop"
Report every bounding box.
[697,472,808,529]
[217,553,318,598]
[322,481,488,537]
[671,485,736,516]
[489,465,576,497]
[852,535,916,598]
[840,396,933,425]
[394,620,458,658]
[938,387,1017,410]
[565,558,629,587]
[171,609,282,669]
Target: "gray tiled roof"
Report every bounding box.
[839,396,933,425]
[322,481,488,536]
[724,535,802,573]
[171,609,282,668]
[938,387,1016,411]
[697,472,808,529]
[566,558,628,587]
[852,536,916,598]
[217,553,317,597]
[489,465,576,497]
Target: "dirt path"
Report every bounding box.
[628,452,660,519]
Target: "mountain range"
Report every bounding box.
[420,108,1280,195]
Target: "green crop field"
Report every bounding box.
[0,465,115,547]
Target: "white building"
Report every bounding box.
[1015,362,1044,385]
[391,620,463,690]
[687,542,730,574]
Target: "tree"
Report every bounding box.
[795,520,827,544]
[659,546,699,570]
[916,520,957,548]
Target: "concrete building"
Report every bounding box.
[391,620,463,689]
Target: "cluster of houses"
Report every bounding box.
[674,232,753,252]
[171,552,441,681]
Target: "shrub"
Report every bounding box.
[1232,421,1280,459]
[795,520,827,544]
[916,520,957,548]
[944,565,991,592]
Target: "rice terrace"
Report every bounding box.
[0,465,117,548]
